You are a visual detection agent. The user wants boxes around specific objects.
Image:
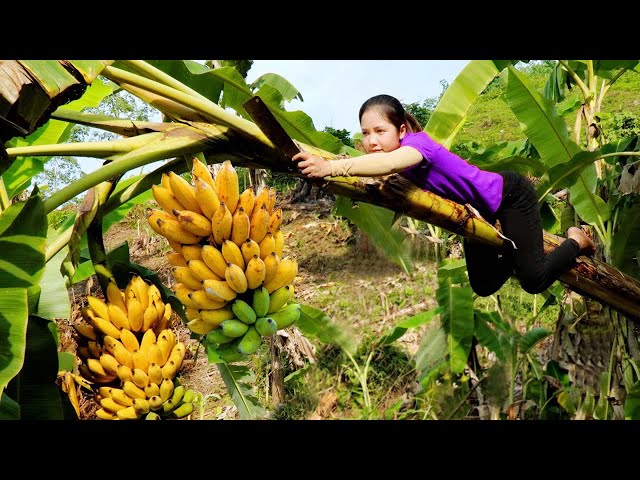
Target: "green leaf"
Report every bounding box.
[0,288,28,393]
[518,327,551,354]
[624,381,640,420]
[216,363,267,419]
[502,65,582,168]
[415,322,448,386]
[426,60,511,148]
[250,73,303,102]
[437,281,474,374]
[568,164,611,226]
[380,307,442,345]
[0,391,20,419]
[0,192,47,314]
[8,315,66,419]
[334,197,413,274]
[474,311,504,361]
[611,202,640,279]
[536,150,603,202]
[58,351,76,372]
[296,304,357,355]
[36,229,71,320]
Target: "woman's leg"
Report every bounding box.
[498,172,581,294]
[463,238,514,297]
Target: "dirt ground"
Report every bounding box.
[61,189,441,420]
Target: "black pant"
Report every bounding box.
[464,171,580,296]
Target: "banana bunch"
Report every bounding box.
[146,158,301,361]
[74,275,195,420]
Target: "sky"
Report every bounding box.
[245,60,470,134]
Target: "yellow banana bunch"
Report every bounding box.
[76,276,194,420]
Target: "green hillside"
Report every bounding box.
[454,62,640,150]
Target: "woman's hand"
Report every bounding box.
[292,151,332,178]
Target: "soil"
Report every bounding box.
[60,190,443,420]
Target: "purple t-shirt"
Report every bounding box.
[400,132,504,217]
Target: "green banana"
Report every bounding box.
[145,411,161,420]
[255,317,278,336]
[237,326,263,355]
[172,401,194,419]
[220,318,250,338]
[171,384,186,405]
[162,398,176,414]
[252,286,270,318]
[232,299,257,324]
[206,329,235,345]
[182,388,195,404]
[269,304,301,329]
[267,285,293,313]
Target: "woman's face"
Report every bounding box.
[360,108,406,154]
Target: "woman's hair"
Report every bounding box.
[358,94,423,133]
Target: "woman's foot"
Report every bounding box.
[567,227,596,256]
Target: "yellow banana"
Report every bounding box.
[186,318,215,335]
[241,238,261,265]
[181,244,203,262]
[95,408,116,420]
[87,295,110,324]
[263,251,281,285]
[148,363,164,385]
[148,395,164,411]
[188,259,223,282]
[200,307,236,328]
[100,397,127,413]
[173,209,213,237]
[169,342,186,366]
[202,278,238,302]
[191,157,216,190]
[91,317,121,339]
[258,232,276,259]
[159,378,175,402]
[132,368,150,389]
[156,338,173,366]
[116,405,142,420]
[117,364,134,383]
[201,245,228,278]
[225,262,248,293]
[189,289,227,310]
[274,229,285,257]
[184,307,201,321]
[132,350,150,373]
[193,175,220,219]
[127,298,145,333]
[113,343,135,369]
[245,254,267,290]
[173,266,203,291]
[254,186,270,212]
[123,380,147,400]
[99,353,121,376]
[214,160,239,214]
[211,201,233,246]
[145,382,161,398]
[87,341,102,359]
[168,171,202,215]
[156,217,202,244]
[249,204,270,243]
[132,276,150,311]
[153,303,172,335]
[174,284,200,309]
[110,388,134,407]
[268,187,277,214]
[221,239,245,270]
[146,343,164,366]
[142,304,159,332]
[140,328,157,351]
[237,186,255,217]
[147,208,176,237]
[263,257,299,293]
[97,386,113,399]
[166,251,188,268]
[268,208,283,234]
[230,206,250,247]
[107,304,131,330]
[133,398,150,415]
[119,329,140,354]
[103,335,123,356]
[161,172,172,190]
[151,184,185,217]
[106,280,127,314]
[161,359,179,380]
[87,358,108,377]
